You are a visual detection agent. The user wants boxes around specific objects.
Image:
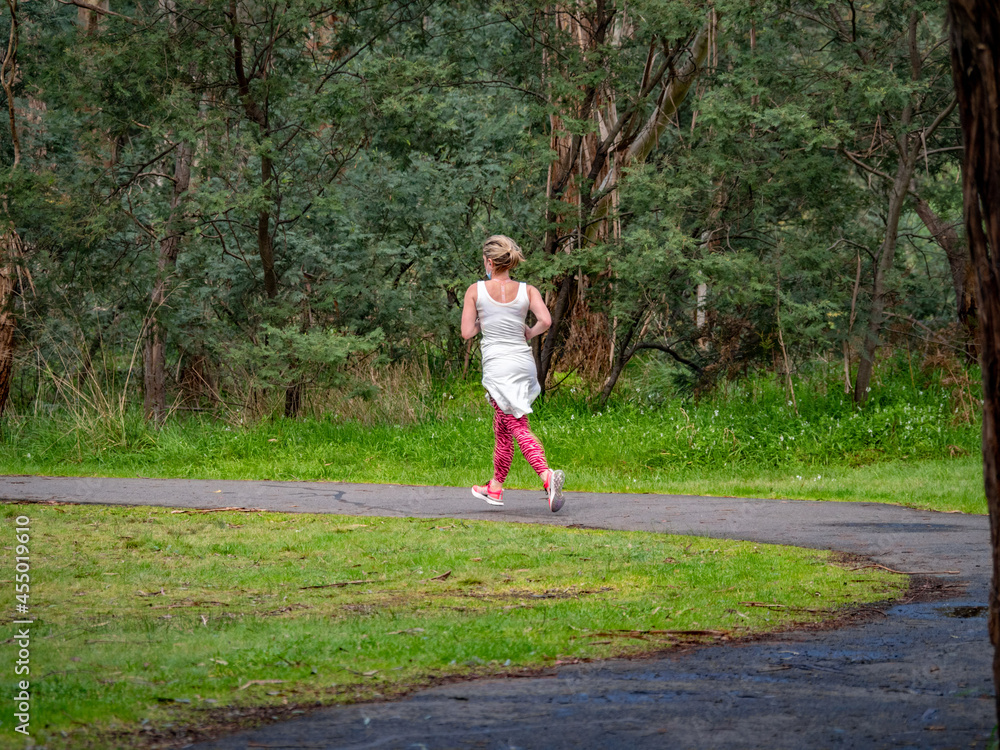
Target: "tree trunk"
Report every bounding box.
[912,192,978,355]
[77,0,109,34]
[0,0,21,418]
[0,224,20,418]
[947,0,1000,728]
[2,0,20,170]
[143,140,192,424]
[231,10,299,415]
[538,274,575,392]
[258,155,279,300]
[536,9,712,391]
[854,148,919,404]
[599,314,644,407]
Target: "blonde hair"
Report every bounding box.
[482,234,525,273]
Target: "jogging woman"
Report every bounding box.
[460,234,566,512]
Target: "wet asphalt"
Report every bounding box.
[0,475,994,749]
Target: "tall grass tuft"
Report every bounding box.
[7,331,157,460]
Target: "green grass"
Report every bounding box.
[0,502,905,749]
[621,457,985,514]
[0,357,984,513]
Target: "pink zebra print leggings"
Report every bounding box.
[490,397,549,483]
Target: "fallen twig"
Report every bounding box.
[238,679,285,690]
[740,601,823,613]
[299,579,373,590]
[171,507,266,514]
[848,564,960,576]
[573,628,730,641]
[149,600,227,609]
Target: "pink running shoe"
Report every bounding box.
[544,469,565,512]
[472,481,504,506]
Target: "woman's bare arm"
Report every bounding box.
[461,284,481,340]
[524,285,551,341]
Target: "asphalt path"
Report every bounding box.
[0,475,994,749]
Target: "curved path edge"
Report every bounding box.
[0,475,994,748]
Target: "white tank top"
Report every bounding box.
[476,281,541,418]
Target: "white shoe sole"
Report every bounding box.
[472,488,504,506]
[547,470,565,512]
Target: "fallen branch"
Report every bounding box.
[848,563,960,575]
[573,628,730,641]
[84,639,161,645]
[299,579,373,590]
[170,507,266,514]
[740,601,823,613]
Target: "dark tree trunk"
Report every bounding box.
[258,154,279,300]
[912,193,978,356]
[143,140,192,424]
[599,315,643,407]
[538,275,575,393]
[284,383,301,417]
[947,0,1000,727]
[0,0,21,418]
[854,147,919,404]
[231,11,298,415]
[0,225,20,419]
[599,340,702,407]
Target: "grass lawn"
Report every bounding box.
[634,457,985,514]
[0,502,905,749]
[0,415,984,514]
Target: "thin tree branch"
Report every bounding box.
[629,341,703,374]
[840,148,893,181]
[54,0,140,24]
[924,95,958,141]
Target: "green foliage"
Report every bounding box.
[225,325,384,390]
[0,0,970,417]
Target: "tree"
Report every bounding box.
[799,1,960,404]
[139,4,196,424]
[0,0,975,419]
[947,0,1000,727]
[0,0,21,418]
[524,0,715,390]
[578,1,862,403]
